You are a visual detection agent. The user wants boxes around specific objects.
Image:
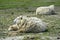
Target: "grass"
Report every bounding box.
[0,11,60,38]
[0,0,60,9]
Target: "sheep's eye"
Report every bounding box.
[21,17,22,20]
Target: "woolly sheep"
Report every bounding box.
[36,5,55,15]
[8,16,48,33]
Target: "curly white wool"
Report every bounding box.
[12,16,47,32]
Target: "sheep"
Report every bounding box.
[36,5,55,15]
[8,16,48,33]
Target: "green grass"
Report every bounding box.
[0,0,60,9]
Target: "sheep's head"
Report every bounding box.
[8,24,19,31]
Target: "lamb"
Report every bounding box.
[8,16,48,33]
[36,5,55,15]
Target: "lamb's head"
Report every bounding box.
[13,16,23,24]
[13,16,28,24]
[49,5,54,10]
[49,5,54,7]
[8,24,19,31]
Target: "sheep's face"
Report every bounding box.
[8,25,19,31]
